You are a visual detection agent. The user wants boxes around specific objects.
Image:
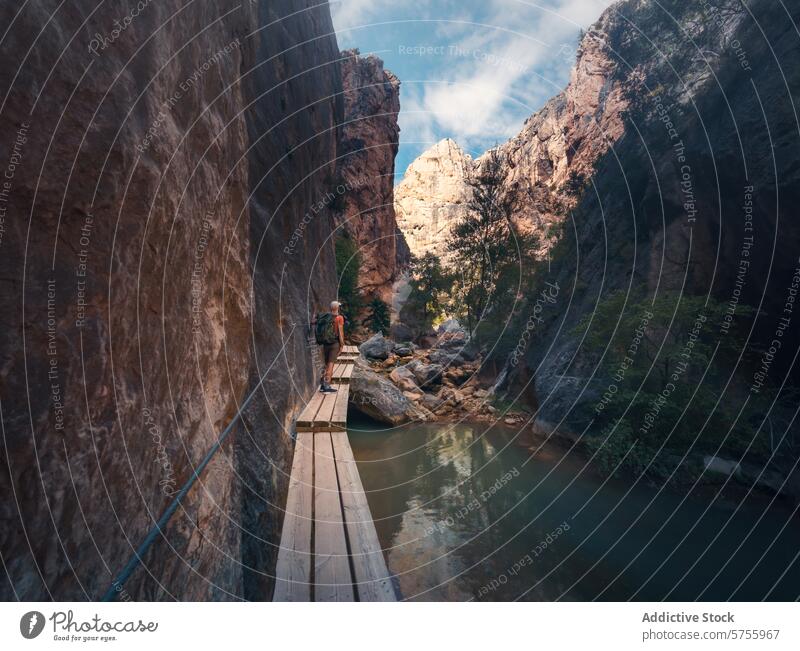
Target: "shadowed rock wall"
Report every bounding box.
[0,0,342,601]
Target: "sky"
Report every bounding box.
[331,0,612,180]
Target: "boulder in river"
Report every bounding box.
[420,393,443,412]
[350,359,427,425]
[359,333,394,360]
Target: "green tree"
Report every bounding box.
[367,297,390,335]
[446,148,537,345]
[401,252,452,335]
[334,234,361,331]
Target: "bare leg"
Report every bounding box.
[325,361,334,384]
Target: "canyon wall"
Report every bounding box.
[337,49,407,302]
[510,0,800,442]
[0,0,343,600]
[491,12,629,242]
[394,18,631,262]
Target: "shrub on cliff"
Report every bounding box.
[574,291,769,477]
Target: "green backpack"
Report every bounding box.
[315,313,337,345]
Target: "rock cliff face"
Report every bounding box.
[337,50,406,302]
[394,19,630,258]
[511,0,800,435]
[491,13,630,239]
[394,138,474,261]
[0,0,342,600]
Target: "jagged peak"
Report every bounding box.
[417,137,472,161]
[398,137,475,183]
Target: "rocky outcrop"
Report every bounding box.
[491,12,630,237]
[349,359,427,425]
[364,333,501,422]
[337,49,407,302]
[394,138,474,261]
[0,0,342,601]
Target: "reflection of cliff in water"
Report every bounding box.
[349,415,800,601]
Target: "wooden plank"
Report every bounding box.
[273,432,314,601]
[331,432,397,601]
[342,345,359,354]
[296,392,325,431]
[330,363,347,384]
[330,385,350,431]
[331,363,353,384]
[314,432,354,601]
[313,392,337,430]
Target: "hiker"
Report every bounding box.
[314,300,345,393]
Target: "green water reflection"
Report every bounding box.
[348,415,800,601]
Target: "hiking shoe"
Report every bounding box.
[321,382,338,393]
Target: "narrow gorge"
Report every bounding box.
[390,0,800,500]
[1,0,799,605]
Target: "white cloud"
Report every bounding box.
[406,0,606,151]
[398,87,439,147]
[332,0,610,165]
[330,0,378,34]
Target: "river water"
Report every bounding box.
[347,415,800,601]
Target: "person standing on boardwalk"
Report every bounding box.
[315,300,345,393]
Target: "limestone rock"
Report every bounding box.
[390,365,419,393]
[394,138,474,261]
[420,393,443,412]
[405,360,444,388]
[381,355,398,368]
[393,345,413,357]
[350,360,426,425]
[0,0,344,600]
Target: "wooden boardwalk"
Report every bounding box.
[273,345,396,601]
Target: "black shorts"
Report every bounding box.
[322,343,340,364]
